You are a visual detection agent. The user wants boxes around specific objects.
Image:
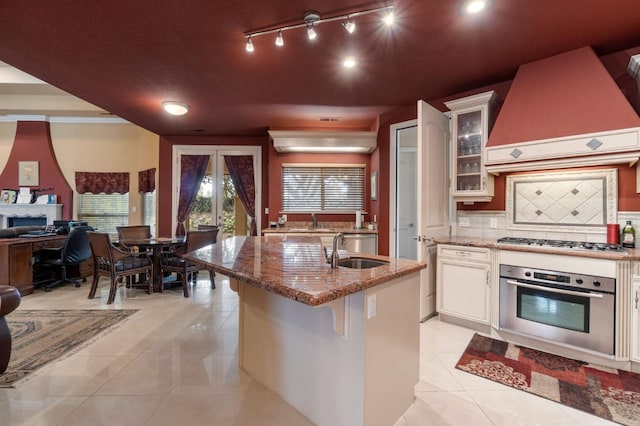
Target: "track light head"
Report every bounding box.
[306,25,317,40]
[275,30,284,46]
[245,36,254,52]
[342,18,355,34]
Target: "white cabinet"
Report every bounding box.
[631,262,640,362]
[436,244,492,324]
[444,91,498,202]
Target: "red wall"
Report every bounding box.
[0,121,73,219]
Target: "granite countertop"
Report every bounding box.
[262,227,378,234]
[184,236,425,306]
[435,237,640,261]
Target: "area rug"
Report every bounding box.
[0,309,137,387]
[456,333,640,425]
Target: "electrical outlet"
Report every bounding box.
[458,217,470,227]
[367,294,377,319]
[490,218,498,228]
[265,207,269,214]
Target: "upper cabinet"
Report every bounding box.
[445,91,498,202]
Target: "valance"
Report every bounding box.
[75,172,129,194]
[138,168,156,193]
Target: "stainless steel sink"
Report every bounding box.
[337,257,389,269]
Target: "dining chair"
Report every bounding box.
[87,231,153,304]
[116,225,152,284]
[160,229,217,297]
[195,225,219,287]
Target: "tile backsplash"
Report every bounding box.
[455,210,640,245]
[453,168,630,244]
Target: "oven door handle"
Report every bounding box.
[505,279,605,299]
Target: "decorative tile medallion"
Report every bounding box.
[506,169,617,232]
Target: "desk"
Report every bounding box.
[117,237,184,291]
[0,235,66,296]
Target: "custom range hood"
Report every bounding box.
[269,130,377,153]
[485,46,640,172]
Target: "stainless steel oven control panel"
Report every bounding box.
[499,264,615,294]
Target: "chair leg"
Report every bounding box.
[209,270,216,289]
[107,277,118,304]
[88,274,99,299]
[182,268,190,298]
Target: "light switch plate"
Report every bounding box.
[458,217,470,227]
[490,218,498,228]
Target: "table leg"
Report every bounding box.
[153,246,162,293]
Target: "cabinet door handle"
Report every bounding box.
[486,271,490,286]
[455,251,470,257]
[636,291,639,310]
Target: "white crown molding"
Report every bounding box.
[0,114,129,124]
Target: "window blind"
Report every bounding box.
[282,165,365,212]
[77,193,129,234]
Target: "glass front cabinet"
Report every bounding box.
[444,90,498,202]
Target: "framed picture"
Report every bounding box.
[371,171,378,200]
[19,161,39,186]
[1,189,17,204]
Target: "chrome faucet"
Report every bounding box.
[311,212,317,229]
[325,233,345,269]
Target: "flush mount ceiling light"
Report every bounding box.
[244,4,393,53]
[162,101,190,116]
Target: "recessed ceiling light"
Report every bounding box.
[343,56,357,68]
[162,101,190,115]
[464,0,488,14]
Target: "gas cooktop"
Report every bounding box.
[496,237,626,252]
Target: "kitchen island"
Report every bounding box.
[184,236,426,426]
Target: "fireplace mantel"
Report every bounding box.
[0,204,63,228]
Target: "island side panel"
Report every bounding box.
[364,272,420,426]
[239,280,366,426]
[237,272,421,426]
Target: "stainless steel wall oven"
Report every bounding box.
[499,264,616,355]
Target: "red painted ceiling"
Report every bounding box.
[0,1,639,136]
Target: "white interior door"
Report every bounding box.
[417,100,450,319]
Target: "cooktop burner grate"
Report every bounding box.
[497,237,625,252]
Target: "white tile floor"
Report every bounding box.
[1,276,616,425]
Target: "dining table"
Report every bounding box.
[117,237,185,292]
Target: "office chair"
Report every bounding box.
[36,225,94,292]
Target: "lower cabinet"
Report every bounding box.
[436,244,492,324]
[631,263,640,362]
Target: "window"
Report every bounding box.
[77,193,129,234]
[282,164,365,212]
[142,190,156,236]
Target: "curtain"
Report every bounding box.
[75,172,129,194]
[138,168,156,193]
[224,155,257,236]
[176,155,209,236]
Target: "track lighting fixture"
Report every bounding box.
[243,4,393,53]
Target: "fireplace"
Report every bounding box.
[0,204,62,228]
[7,216,47,227]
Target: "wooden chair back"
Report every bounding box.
[196,224,219,243]
[184,229,218,254]
[116,225,151,241]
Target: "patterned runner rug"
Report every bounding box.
[0,309,137,387]
[456,333,640,425]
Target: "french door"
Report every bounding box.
[171,145,261,238]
